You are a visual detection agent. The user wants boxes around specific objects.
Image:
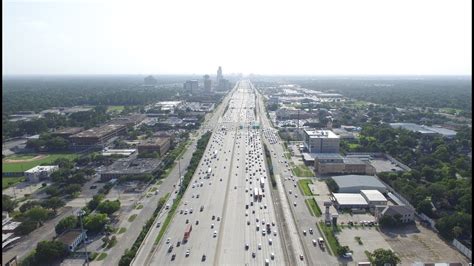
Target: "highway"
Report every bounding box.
[146,80,292,265]
[255,85,338,265]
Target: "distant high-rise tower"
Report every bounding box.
[203,75,212,91]
[216,66,223,84]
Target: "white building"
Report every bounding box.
[332,193,368,209]
[303,129,340,153]
[360,190,387,206]
[24,165,59,182]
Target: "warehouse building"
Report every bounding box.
[331,175,387,193]
[303,129,340,153]
[100,158,160,181]
[360,190,387,206]
[24,165,59,182]
[137,137,171,156]
[314,154,375,175]
[332,193,369,209]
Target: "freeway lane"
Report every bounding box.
[146,80,290,265]
[255,86,337,265]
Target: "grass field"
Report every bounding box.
[291,163,314,177]
[318,221,340,256]
[305,198,322,217]
[107,105,125,113]
[297,179,313,196]
[2,153,80,173]
[2,177,25,190]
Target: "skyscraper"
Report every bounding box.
[216,66,223,84]
[203,75,212,91]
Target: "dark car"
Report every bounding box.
[171,254,176,261]
[202,254,206,261]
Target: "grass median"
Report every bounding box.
[304,198,322,217]
[297,178,313,196]
[290,163,314,177]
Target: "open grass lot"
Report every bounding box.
[2,153,79,173]
[2,177,25,189]
[291,163,314,177]
[107,105,125,113]
[305,198,322,217]
[297,178,313,196]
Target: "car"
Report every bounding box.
[196,194,200,198]
[168,245,173,253]
[184,210,188,215]
[180,210,184,214]
[309,228,313,234]
[247,220,250,225]
[212,215,215,220]
[293,202,297,207]
[312,239,317,246]
[200,206,204,212]
[211,223,214,229]
[303,230,307,236]
[245,243,249,250]
[156,222,161,228]
[289,190,292,194]
[258,243,262,250]
[270,252,275,259]
[171,254,176,260]
[166,238,170,244]
[202,254,206,261]
[343,252,353,259]
[176,241,181,247]
[268,238,272,245]
[217,217,220,221]
[189,208,193,214]
[186,219,189,224]
[196,220,199,225]
[299,254,304,260]
[213,231,217,237]
[262,231,266,236]
[252,252,256,258]
[265,259,270,265]
[273,230,277,236]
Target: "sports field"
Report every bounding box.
[2,153,79,173]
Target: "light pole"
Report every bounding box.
[75,209,89,266]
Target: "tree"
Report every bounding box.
[64,184,81,195]
[87,194,105,211]
[55,215,78,235]
[416,199,434,217]
[35,240,70,264]
[14,220,38,235]
[97,200,121,216]
[370,248,401,266]
[45,186,61,197]
[84,213,108,233]
[19,200,42,213]
[336,245,351,256]
[2,195,16,212]
[25,207,51,226]
[41,197,65,214]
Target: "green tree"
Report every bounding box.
[64,184,81,195]
[416,199,434,217]
[25,207,51,226]
[97,200,121,216]
[14,219,38,235]
[35,240,70,264]
[2,195,16,212]
[55,216,78,235]
[84,213,108,233]
[371,248,401,266]
[19,200,42,213]
[87,194,105,211]
[41,197,65,214]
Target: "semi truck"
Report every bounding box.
[183,224,193,242]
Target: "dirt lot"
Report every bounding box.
[381,222,470,264]
[338,226,392,264]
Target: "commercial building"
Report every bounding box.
[203,75,212,91]
[184,80,199,92]
[137,137,171,156]
[360,190,387,206]
[276,108,312,120]
[51,127,84,139]
[313,154,375,175]
[331,175,387,193]
[102,148,136,157]
[376,205,415,223]
[303,129,340,153]
[56,229,88,252]
[389,123,457,138]
[100,158,161,181]
[24,165,59,182]
[332,193,369,209]
[70,124,127,149]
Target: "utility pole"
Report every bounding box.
[75,209,89,266]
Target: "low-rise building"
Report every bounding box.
[70,124,126,149]
[56,229,87,252]
[303,129,340,153]
[102,148,136,157]
[100,158,161,181]
[332,193,368,209]
[313,154,375,175]
[137,137,171,156]
[24,165,59,182]
[376,205,415,223]
[51,127,84,139]
[331,175,387,193]
[360,190,387,206]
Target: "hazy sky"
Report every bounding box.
[3,0,472,75]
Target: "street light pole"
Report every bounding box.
[76,209,89,266]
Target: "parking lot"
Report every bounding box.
[369,158,403,173]
[337,226,391,263]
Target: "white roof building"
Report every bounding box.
[332,193,368,208]
[24,165,59,182]
[360,190,387,205]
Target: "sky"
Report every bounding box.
[2,0,472,76]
